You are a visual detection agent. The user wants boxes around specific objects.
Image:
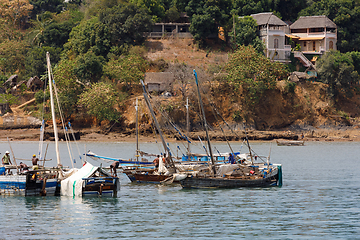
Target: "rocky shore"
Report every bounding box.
[1,126,359,142]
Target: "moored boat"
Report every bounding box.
[60,162,119,197]
[0,166,59,196]
[179,70,283,189]
[276,140,305,146]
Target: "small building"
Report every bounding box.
[289,15,337,54]
[144,72,174,92]
[251,12,291,63]
[146,23,192,38]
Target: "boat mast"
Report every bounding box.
[46,52,61,166]
[186,97,190,157]
[135,98,139,162]
[140,80,176,169]
[193,70,216,174]
[243,124,254,165]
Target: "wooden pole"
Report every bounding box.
[193,70,216,174]
[140,80,176,169]
[186,97,190,157]
[7,137,19,174]
[135,98,139,162]
[46,52,61,166]
[43,143,49,167]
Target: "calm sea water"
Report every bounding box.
[0,140,359,239]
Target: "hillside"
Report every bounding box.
[121,38,360,141]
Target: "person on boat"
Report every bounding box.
[2,151,12,174]
[153,155,160,169]
[32,154,39,170]
[19,162,29,172]
[110,161,120,177]
[228,153,236,164]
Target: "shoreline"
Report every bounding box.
[0,127,359,143]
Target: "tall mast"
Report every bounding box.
[135,98,139,162]
[46,52,61,166]
[186,97,190,156]
[140,80,175,169]
[193,70,216,174]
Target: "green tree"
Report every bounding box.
[30,0,64,17]
[130,0,166,22]
[104,53,147,88]
[231,16,264,53]
[78,82,121,122]
[99,4,152,47]
[53,58,84,119]
[317,50,359,100]
[73,51,105,83]
[64,17,111,58]
[225,45,287,108]
[0,39,28,75]
[165,5,180,22]
[186,0,232,44]
[25,46,62,78]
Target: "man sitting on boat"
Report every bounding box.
[2,151,12,174]
[110,161,120,177]
[32,154,39,170]
[19,162,29,172]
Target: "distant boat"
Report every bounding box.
[276,140,305,146]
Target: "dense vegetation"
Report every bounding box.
[1,0,360,125]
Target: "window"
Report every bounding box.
[329,41,334,50]
[274,38,279,48]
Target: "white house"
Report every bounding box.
[251,12,291,63]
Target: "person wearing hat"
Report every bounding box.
[32,154,39,170]
[2,151,12,174]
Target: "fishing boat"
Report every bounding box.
[276,140,305,146]
[179,70,282,189]
[0,166,59,196]
[60,162,120,197]
[45,52,119,197]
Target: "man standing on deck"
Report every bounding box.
[228,153,236,164]
[110,161,120,177]
[2,151,12,174]
[32,154,39,170]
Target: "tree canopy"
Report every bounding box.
[226,45,287,108]
[317,50,359,100]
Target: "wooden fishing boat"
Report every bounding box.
[123,168,172,183]
[180,163,282,189]
[179,70,283,189]
[61,162,120,197]
[276,140,305,146]
[0,166,59,196]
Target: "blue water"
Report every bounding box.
[0,141,360,239]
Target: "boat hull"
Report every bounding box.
[276,140,305,146]
[0,174,58,196]
[124,170,172,183]
[82,177,120,197]
[180,170,280,189]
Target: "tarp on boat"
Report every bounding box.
[61,162,98,197]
